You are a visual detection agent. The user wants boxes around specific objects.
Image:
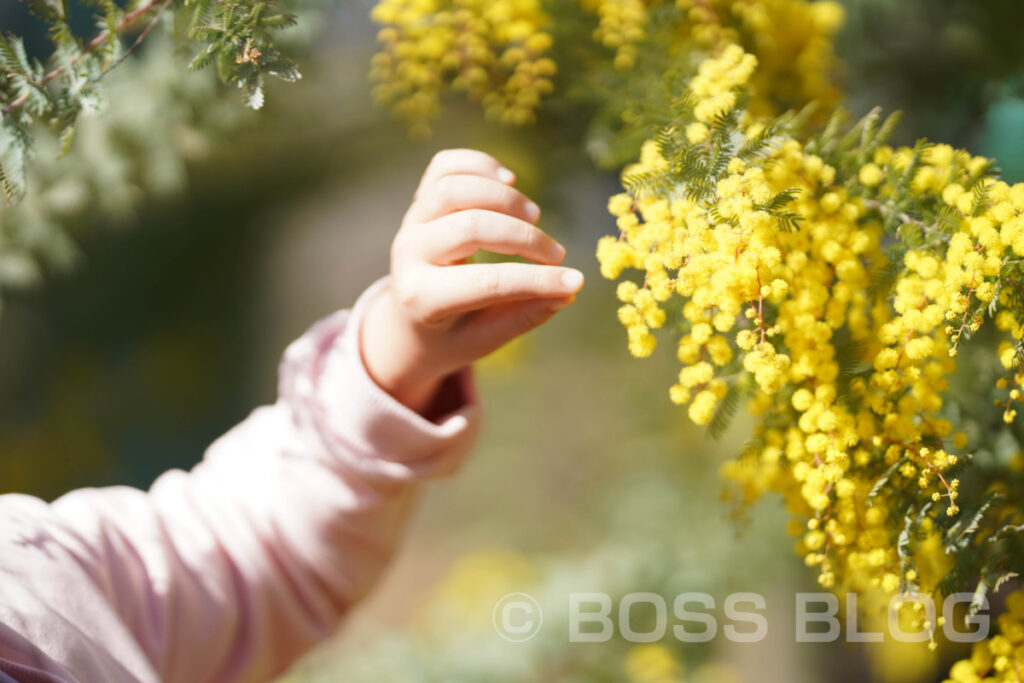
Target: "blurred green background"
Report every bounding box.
[3,0,1024,680]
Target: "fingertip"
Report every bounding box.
[548,294,575,311]
[497,167,516,185]
[545,238,567,264]
[524,200,541,223]
[560,269,584,292]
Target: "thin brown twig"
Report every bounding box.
[100,0,174,79]
[2,0,164,117]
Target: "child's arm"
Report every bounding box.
[0,150,582,683]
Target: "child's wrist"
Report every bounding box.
[359,286,450,415]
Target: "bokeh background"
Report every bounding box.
[3,0,1024,680]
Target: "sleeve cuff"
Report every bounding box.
[278,277,481,484]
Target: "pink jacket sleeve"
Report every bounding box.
[0,278,480,683]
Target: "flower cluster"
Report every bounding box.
[949,591,1024,682]
[689,45,759,122]
[674,0,844,118]
[369,0,844,136]
[369,0,555,135]
[579,0,649,70]
[599,45,1024,679]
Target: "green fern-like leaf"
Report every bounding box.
[708,381,742,441]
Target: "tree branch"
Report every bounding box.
[865,197,951,246]
[2,0,166,116]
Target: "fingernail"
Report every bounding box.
[497,167,516,184]
[561,269,584,290]
[547,239,566,261]
[525,201,541,222]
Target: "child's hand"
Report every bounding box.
[360,149,583,413]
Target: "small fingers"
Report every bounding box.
[410,174,540,225]
[393,263,583,323]
[418,149,515,189]
[406,210,565,265]
[454,296,575,359]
